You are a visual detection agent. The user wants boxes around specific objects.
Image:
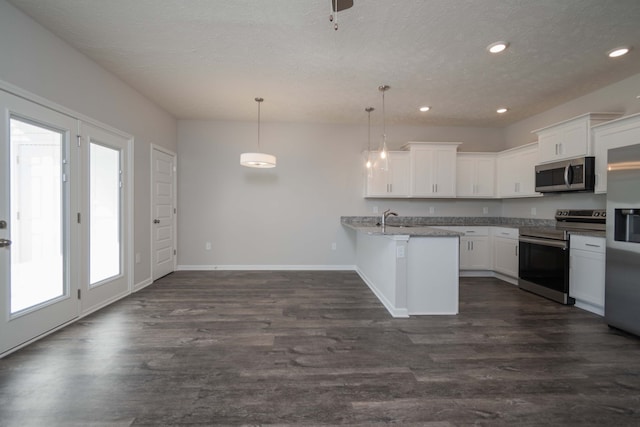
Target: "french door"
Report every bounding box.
[0,89,131,356]
[80,123,130,313]
[0,91,80,355]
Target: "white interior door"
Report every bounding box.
[80,123,130,314]
[0,90,80,356]
[152,146,176,281]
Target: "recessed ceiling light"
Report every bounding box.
[419,106,431,112]
[608,47,630,58]
[487,41,509,54]
[496,108,508,114]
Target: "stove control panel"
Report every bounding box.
[555,209,606,221]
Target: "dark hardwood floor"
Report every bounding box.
[1,271,640,426]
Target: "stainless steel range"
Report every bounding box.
[518,209,606,304]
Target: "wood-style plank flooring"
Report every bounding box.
[1,271,640,426]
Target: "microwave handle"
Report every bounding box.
[563,163,573,187]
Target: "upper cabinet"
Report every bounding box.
[496,142,540,198]
[592,113,640,193]
[456,153,496,198]
[405,142,461,198]
[533,112,622,164]
[365,151,410,197]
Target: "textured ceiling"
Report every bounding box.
[7,0,640,127]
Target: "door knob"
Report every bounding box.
[0,238,12,248]
[153,219,160,224]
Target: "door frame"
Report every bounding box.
[150,144,177,282]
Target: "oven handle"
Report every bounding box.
[519,236,568,249]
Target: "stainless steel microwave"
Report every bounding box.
[534,156,595,193]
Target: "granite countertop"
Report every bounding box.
[341,216,607,238]
[341,222,463,237]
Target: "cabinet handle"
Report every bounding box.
[389,183,392,193]
[435,183,438,193]
[585,243,601,248]
[515,246,518,256]
[501,232,509,236]
[470,241,474,250]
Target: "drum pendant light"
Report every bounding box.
[240,97,276,168]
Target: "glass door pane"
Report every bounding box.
[89,142,121,285]
[9,118,64,314]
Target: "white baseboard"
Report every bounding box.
[133,277,154,292]
[176,265,357,271]
[355,268,410,318]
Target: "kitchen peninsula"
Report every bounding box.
[342,217,463,317]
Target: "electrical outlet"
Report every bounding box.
[396,246,405,258]
[205,242,212,250]
[531,207,537,216]
[429,206,435,214]
[483,207,489,214]
[372,206,379,214]
[331,242,337,251]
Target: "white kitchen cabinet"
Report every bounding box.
[570,235,605,315]
[365,151,410,197]
[492,227,519,278]
[593,112,640,193]
[534,113,621,164]
[496,142,541,198]
[456,153,496,198]
[447,227,492,270]
[405,142,461,198]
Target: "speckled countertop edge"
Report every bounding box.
[341,216,556,227]
[341,216,606,238]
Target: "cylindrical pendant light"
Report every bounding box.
[240,97,276,168]
[378,85,390,170]
[365,106,375,170]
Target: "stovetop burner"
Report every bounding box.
[520,209,606,241]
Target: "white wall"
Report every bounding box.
[0,0,178,285]
[504,73,640,149]
[177,120,503,267]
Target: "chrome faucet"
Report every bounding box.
[381,209,398,227]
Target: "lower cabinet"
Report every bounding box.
[447,227,492,270]
[570,235,605,315]
[492,227,519,278]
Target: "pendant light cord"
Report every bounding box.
[255,97,263,152]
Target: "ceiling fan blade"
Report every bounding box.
[332,0,354,12]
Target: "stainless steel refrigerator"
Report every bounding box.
[606,143,640,336]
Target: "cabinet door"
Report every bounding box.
[410,149,435,196]
[570,249,605,310]
[493,237,519,277]
[593,118,640,193]
[561,121,589,159]
[365,153,389,197]
[456,157,476,197]
[388,152,410,196]
[433,148,456,197]
[497,153,517,197]
[459,237,491,270]
[516,147,538,196]
[537,120,588,163]
[498,144,539,198]
[474,157,496,197]
[538,131,562,162]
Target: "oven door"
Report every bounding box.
[518,236,573,304]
